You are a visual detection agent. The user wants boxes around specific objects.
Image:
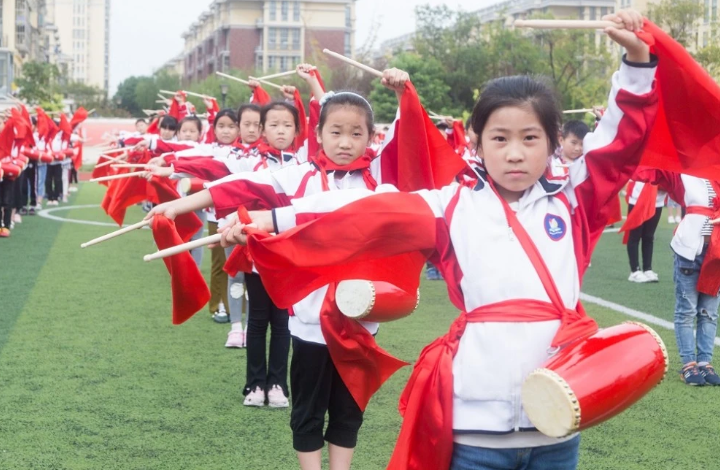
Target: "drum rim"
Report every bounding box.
[623,321,669,377]
[336,281,422,320]
[523,368,582,437]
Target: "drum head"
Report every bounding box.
[336,280,374,319]
[178,178,191,194]
[521,368,580,438]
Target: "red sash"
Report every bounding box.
[387,182,598,470]
[686,180,720,295]
[620,182,659,244]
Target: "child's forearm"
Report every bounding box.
[308,76,325,101]
[175,189,214,215]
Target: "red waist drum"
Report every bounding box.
[335,280,419,322]
[521,322,668,438]
[179,177,206,195]
[0,163,21,180]
[22,149,40,161]
[40,152,53,163]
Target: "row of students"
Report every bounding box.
[135,9,680,470]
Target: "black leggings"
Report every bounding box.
[45,164,63,201]
[627,204,663,272]
[0,179,15,228]
[244,273,290,395]
[22,162,37,207]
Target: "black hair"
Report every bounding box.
[261,101,300,131]
[237,103,262,123]
[464,118,472,131]
[318,92,374,135]
[436,121,450,131]
[159,115,178,131]
[135,118,147,125]
[178,115,203,133]
[561,120,590,140]
[471,75,561,154]
[31,117,37,126]
[213,108,239,128]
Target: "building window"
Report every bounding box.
[589,7,596,21]
[268,27,277,49]
[280,28,288,49]
[292,29,300,50]
[280,55,288,71]
[344,31,351,56]
[268,55,276,69]
[269,1,276,21]
[256,54,263,71]
[345,5,351,28]
[706,0,710,23]
[704,31,709,47]
[713,0,718,21]
[293,1,300,21]
[281,1,288,21]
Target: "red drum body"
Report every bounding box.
[521,322,668,438]
[335,280,419,322]
[40,152,53,163]
[179,177,206,195]
[0,163,21,180]
[64,148,76,158]
[22,149,40,161]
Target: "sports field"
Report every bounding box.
[0,181,717,470]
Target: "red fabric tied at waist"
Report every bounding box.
[387,299,597,470]
[686,203,720,295]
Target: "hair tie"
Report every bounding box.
[319,91,374,119]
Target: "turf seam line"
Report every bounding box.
[580,292,720,347]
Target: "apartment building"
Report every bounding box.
[179,0,355,84]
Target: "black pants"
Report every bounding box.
[244,273,290,396]
[290,337,364,452]
[45,164,63,201]
[22,162,37,207]
[0,178,15,228]
[70,167,78,184]
[627,204,663,272]
[13,169,26,210]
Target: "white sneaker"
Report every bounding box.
[267,385,289,408]
[675,215,682,223]
[628,271,650,283]
[12,214,21,223]
[668,215,675,224]
[225,330,244,348]
[243,387,266,407]
[644,270,659,282]
[69,186,78,193]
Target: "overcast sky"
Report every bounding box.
[108,0,492,95]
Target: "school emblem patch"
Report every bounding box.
[544,214,566,241]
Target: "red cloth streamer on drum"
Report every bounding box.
[224,206,255,276]
[146,176,203,242]
[619,183,658,244]
[151,215,210,325]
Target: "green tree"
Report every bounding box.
[696,43,720,81]
[16,62,61,105]
[647,0,705,47]
[368,53,454,122]
[113,76,142,116]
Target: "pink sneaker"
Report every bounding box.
[243,387,266,407]
[225,330,244,348]
[267,385,289,408]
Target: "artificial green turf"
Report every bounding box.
[0,183,717,469]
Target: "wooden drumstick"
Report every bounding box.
[95,153,129,168]
[81,220,151,248]
[248,76,284,90]
[563,108,595,114]
[215,72,250,85]
[254,70,297,81]
[111,163,151,169]
[143,234,222,262]
[322,49,383,78]
[90,171,146,183]
[513,19,624,30]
